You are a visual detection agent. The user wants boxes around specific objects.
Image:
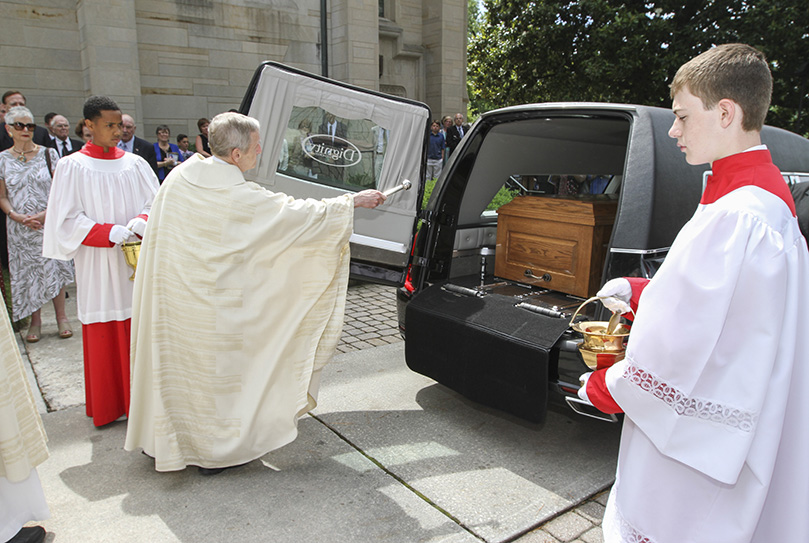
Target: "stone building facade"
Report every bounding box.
[0,0,467,142]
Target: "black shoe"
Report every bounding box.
[8,526,46,543]
[197,462,248,476]
[198,466,226,476]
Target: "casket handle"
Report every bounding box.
[524,269,551,282]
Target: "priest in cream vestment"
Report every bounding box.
[1,302,50,542]
[125,112,386,473]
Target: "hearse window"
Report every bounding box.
[482,173,621,218]
[276,105,388,192]
[526,174,618,196]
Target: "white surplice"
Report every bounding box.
[42,151,158,324]
[125,155,354,471]
[602,184,809,542]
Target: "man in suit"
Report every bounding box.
[46,114,83,157]
[445,112,470,156]
[318,112,347,142]
[118,113,158,174]
[44,112,57,143]
[314,112,349,184]
[0,91,51,151]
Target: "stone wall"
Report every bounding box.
[0,0,466,143]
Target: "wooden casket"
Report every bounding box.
[494,195,618,298]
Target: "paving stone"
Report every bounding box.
[593,490,610,506]
[513,528,561,542]
[580,526,604,543]
[575,499,606,524]
[542,512,593,542]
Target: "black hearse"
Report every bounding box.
[241,63,809,424]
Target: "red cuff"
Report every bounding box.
[586,369,623,414]
[625,277,650,320]
[83,223,115,247]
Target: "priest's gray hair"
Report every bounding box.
[5,106,34,125]
[208,112,260,158]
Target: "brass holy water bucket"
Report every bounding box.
[121,241,141,281]
[569,297,632,370]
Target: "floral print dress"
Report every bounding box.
[0,147,74,320]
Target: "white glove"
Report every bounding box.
[597,278,632,314]
[577,372,592,403]
[109,224,133,245]
[126,217,147,237]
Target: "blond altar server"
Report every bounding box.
[125,112,386,474]
[1,302,49,543]
[578,44,809,542]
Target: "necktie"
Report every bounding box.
[458,126,463,138]
[61,141,68,156]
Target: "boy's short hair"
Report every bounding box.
[83,95,121,122]
[670,43,772,131]
[177,133,188,142]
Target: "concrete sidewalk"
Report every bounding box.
[16,282,619,543]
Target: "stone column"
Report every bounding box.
[77,0,144,123]
[330,0,380,90]
[422,0,467,117]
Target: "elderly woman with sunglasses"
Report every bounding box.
[0,106,74,342]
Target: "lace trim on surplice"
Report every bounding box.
[622,358,757,432]
[613,505,658,543]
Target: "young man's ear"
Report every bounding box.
[717,98,739,129]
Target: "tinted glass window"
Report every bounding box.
[277,105,388,192]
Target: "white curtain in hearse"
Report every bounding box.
[244,64,428,216]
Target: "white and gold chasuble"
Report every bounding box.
[125,155,354,471]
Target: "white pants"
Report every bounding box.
[426,158,443,180]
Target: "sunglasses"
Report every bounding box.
[11,122,37,131]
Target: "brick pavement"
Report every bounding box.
[337,280,403,353]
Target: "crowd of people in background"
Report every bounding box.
[0,90,211,185]
[427,112,471,181]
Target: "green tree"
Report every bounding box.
[469,1,809,135]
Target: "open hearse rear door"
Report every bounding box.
[239,62,431,286]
